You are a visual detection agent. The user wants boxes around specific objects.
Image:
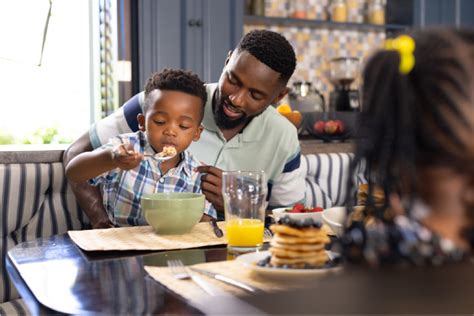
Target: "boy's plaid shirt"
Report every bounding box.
[89,131,217,226]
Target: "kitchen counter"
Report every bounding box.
[299,137,355,155]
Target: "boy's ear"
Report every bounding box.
[192,125,203,142]
[137,113,146,131]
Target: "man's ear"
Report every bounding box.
[224,50,233,66]
[193,125,203,142]
[271,86,290,105]
[137,113,146,131]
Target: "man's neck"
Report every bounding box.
[221,124,245,141]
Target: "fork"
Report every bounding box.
[167,259,225,296]
[264,228,273,239]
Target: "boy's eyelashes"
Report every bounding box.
[151,120,192,130]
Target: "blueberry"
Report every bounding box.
[282,216,292,225]
[302,218,314,227]
[313,220,322,228]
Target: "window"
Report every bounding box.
[0,0,122,145]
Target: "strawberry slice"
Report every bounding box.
[307,207,324,213]
[292,203,305,213]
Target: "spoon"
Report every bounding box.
[143,152,175,161]
[143,146,177,161]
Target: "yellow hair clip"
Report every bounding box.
[384,35,415,74]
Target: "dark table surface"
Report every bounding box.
[7,234,231,315]
[8,234,474,315]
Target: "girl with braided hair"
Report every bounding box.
[344,28,474,266]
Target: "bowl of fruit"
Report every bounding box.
[308,119,351,142]
[272,203,324,222]
[276,104,303,129]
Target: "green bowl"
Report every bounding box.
[141,192,204,235]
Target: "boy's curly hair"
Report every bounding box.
[237,30,296,83]
[144,69,207,118]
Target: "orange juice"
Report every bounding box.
[226,218,264,247]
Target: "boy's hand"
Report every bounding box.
[196,165,224,215]
[111,143,143,170]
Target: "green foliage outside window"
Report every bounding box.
[0,128,72,145]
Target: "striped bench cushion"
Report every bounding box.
[0,298,29,315]
[302,153,367,209]
[0,163,89,304]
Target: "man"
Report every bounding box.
[64,30,305,228]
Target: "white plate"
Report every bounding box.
[236,250,341,278]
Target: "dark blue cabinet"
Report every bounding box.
[137,0,243,88]
[388,0,474,28]
[413,0,474,27]
[460,0,474,27]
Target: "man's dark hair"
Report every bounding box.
[237,30,296,83]
[144,68,207,119]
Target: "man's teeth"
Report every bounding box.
[225,103,240,113]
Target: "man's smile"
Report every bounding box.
[222,99,244,119]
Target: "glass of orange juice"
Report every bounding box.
[222,171,267,253]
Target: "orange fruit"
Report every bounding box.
[282,111,302,128]
[276,104,292,114]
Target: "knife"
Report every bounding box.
[190,267,260,293]
[210,219,223,238]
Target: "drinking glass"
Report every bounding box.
[222,171,267,253]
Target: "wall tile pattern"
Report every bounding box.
[245,0,386,107]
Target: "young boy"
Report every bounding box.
[66,69,216,226]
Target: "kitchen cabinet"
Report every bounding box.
[136,0,243,90]
[390,0,474,28]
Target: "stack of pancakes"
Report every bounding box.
[269,218,330,268]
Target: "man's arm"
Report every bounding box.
[267,151,306,209]
[63,132,113,229]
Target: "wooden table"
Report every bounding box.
[6,234,224,315]
[9,233,474,314]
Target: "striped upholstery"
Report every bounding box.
[0,298,29,315]
[302,153,367,209]
[0,163,89,305]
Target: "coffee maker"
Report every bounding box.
[329,57,360,112]
[289,81,325,113]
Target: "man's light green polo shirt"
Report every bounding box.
[188,84,305,208]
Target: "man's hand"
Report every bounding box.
[196,165,224,215]
[63,132,113,229]
[111,143,143,170]
[70,181,114,229]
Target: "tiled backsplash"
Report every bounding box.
[244,0,386,107]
